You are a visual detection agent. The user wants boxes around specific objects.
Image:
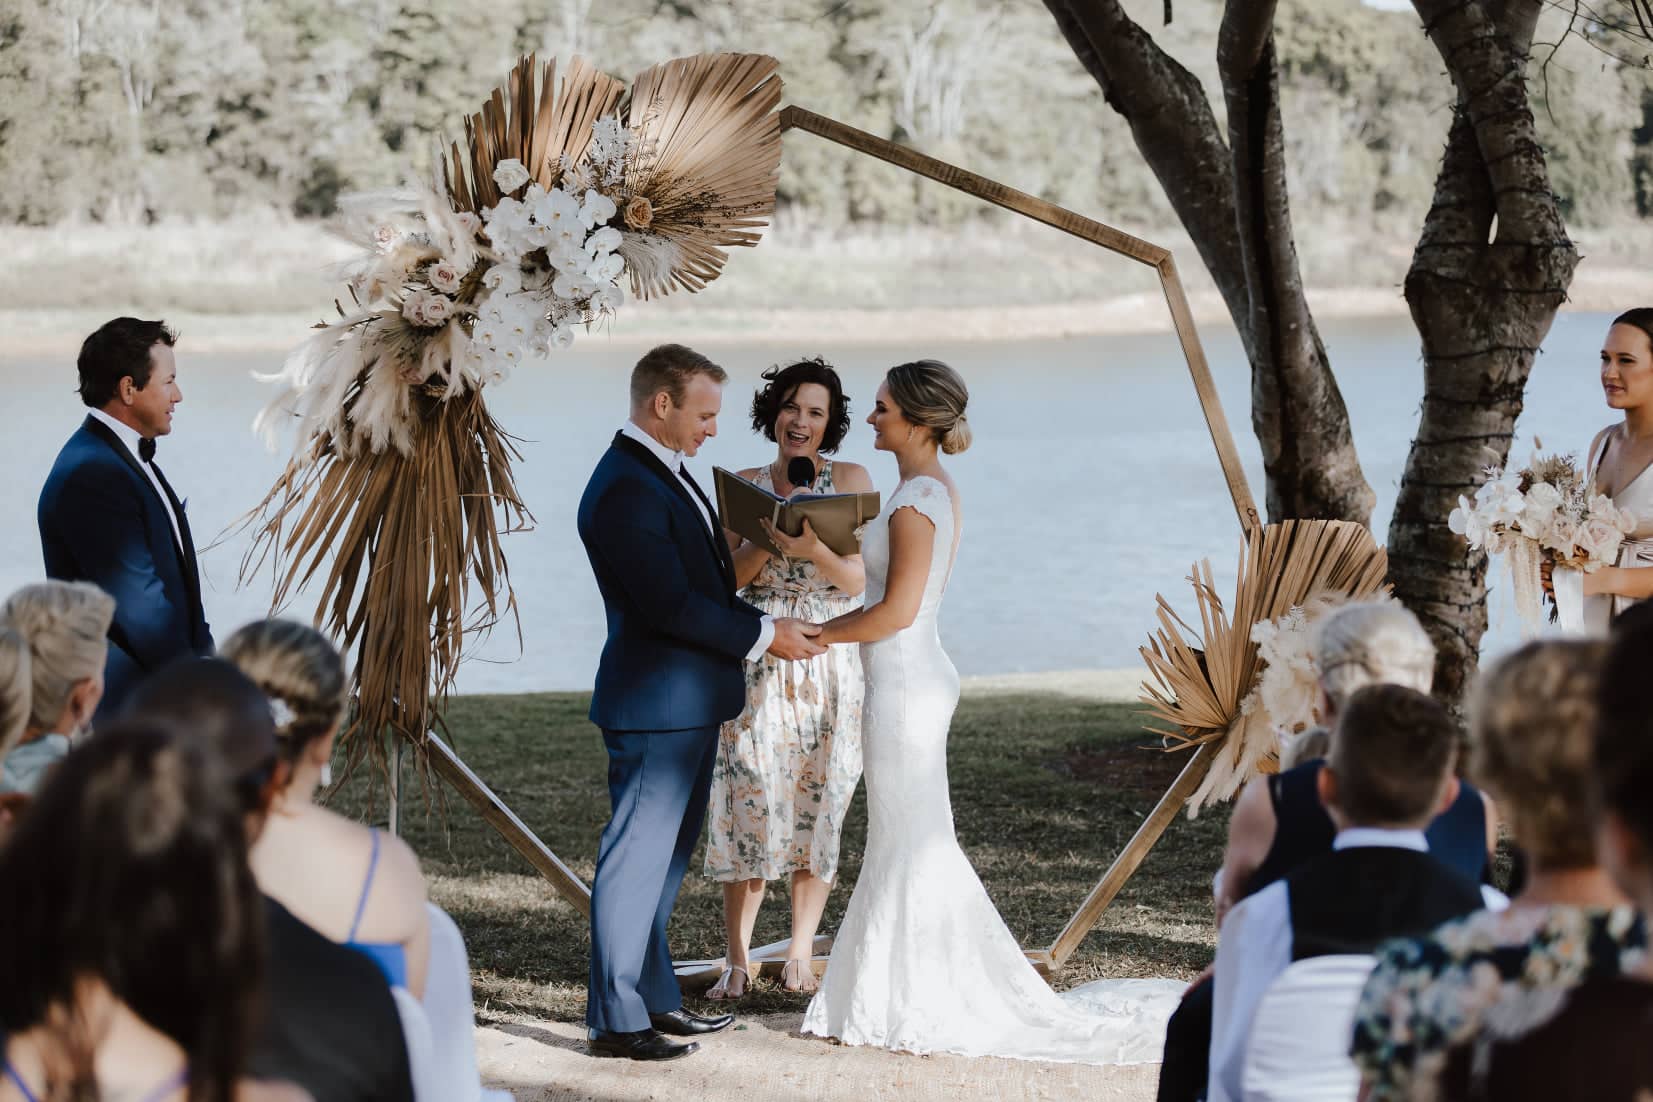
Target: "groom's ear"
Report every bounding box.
[649,389,673,420]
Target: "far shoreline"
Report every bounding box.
[2,267,1644,360]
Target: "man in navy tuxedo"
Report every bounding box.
[37,318,213,719]
[578,344,824,1061]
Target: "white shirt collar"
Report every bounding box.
[1333,827,1429,853]
[88,407,149,461]
[621,419,684,471]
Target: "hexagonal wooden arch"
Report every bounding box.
[421,105,1263,985]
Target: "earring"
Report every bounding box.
[320,762,334,788]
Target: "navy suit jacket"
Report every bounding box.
[37,415,213,715]
[577,432,764,732]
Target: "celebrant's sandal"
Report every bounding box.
[706,965,749,1001]
[780,958,818,995]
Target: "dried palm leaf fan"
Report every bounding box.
[1139,519,1389,815]
[242,53,784,790]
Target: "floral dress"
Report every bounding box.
[1349,904,1646,1102]
[705,460,865,884]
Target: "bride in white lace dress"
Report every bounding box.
[800,360,1183,1065]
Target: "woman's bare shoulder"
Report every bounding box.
[830,461,874,492]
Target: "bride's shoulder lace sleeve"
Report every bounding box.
[891,476,952,530]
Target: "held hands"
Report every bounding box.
[761,518,827,562]
[768,617,827,660]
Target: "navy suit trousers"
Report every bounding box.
[586,725,720,1032]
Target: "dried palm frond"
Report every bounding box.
[446,55,627,214]
[620,53,783,298]
[240,383,531,782]
[1139,519,1389,815]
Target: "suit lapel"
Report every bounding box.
[81,416,197,593]
[610,433,737,592]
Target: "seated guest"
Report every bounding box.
[126,659,414,1102]
[1350,640,1644,1101]
[1427,615,1653,1100]
[1219,603,1498,920]
[1159,602,1496,1102]
[37,318,213,718]
[0,720,307,1102]
[0,581,114,796]
[0,627,29,832]
[1207,685,1500,1102]
[221,620,431,996]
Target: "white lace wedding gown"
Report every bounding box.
[801,476,1184,1064]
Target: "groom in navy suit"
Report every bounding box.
[37,318,213,718]
[578,344,823,1061]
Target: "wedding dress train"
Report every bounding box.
[801,476,1183,1065]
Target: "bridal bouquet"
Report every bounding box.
[1448,449,1636,632]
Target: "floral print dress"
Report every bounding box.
[705,460,865,883]
[1349,904,1646,1102]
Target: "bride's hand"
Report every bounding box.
[762,518,827,561]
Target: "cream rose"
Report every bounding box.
[623,195,653,230]
[428,259,464,294]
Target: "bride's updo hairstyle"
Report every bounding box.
[886,359,971,455]
[220,619,348,773]
[1314,601,1436,713]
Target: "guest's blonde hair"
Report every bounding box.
[220,619,348,770]
[886,360,971,454]
[0,582,114,731]
[1470,639,1607,869]
[0,628,32,762]
[1315,601,1435,713]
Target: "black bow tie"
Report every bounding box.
[138,437,156,463]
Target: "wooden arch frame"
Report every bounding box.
[424,104,1262,983]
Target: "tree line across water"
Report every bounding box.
[0,0,1647,233]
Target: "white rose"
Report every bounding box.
[454,211,481,237]
[1475,478,1525,528]
[1541,514,1580,554]
[401,289,434,326]
[421,293,454,325]
[1577,517,1626,565]
[428,259,464,294]
[1516,481,1563,536]
[372,223,399,251]
[492,158,531,193]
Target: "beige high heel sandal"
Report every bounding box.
[706,964,749,1001]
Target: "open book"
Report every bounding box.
[713,467,881,558]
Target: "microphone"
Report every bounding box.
[787,456,817,494]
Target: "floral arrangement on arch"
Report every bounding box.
[241,53,783,781]
[1448,447,1636,633]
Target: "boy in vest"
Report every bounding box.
[1206,684,1505,1102]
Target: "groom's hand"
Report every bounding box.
[768,618,826,660]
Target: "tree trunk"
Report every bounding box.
[1042,0,1373,524]
[1388,0,1578,708]
[1218,0,1373,526]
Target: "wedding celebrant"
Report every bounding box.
[704,357,873,1000]
[576,343,824,1061]
[37,317,213,718]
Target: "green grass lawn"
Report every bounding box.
[331,690,1226,1025]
